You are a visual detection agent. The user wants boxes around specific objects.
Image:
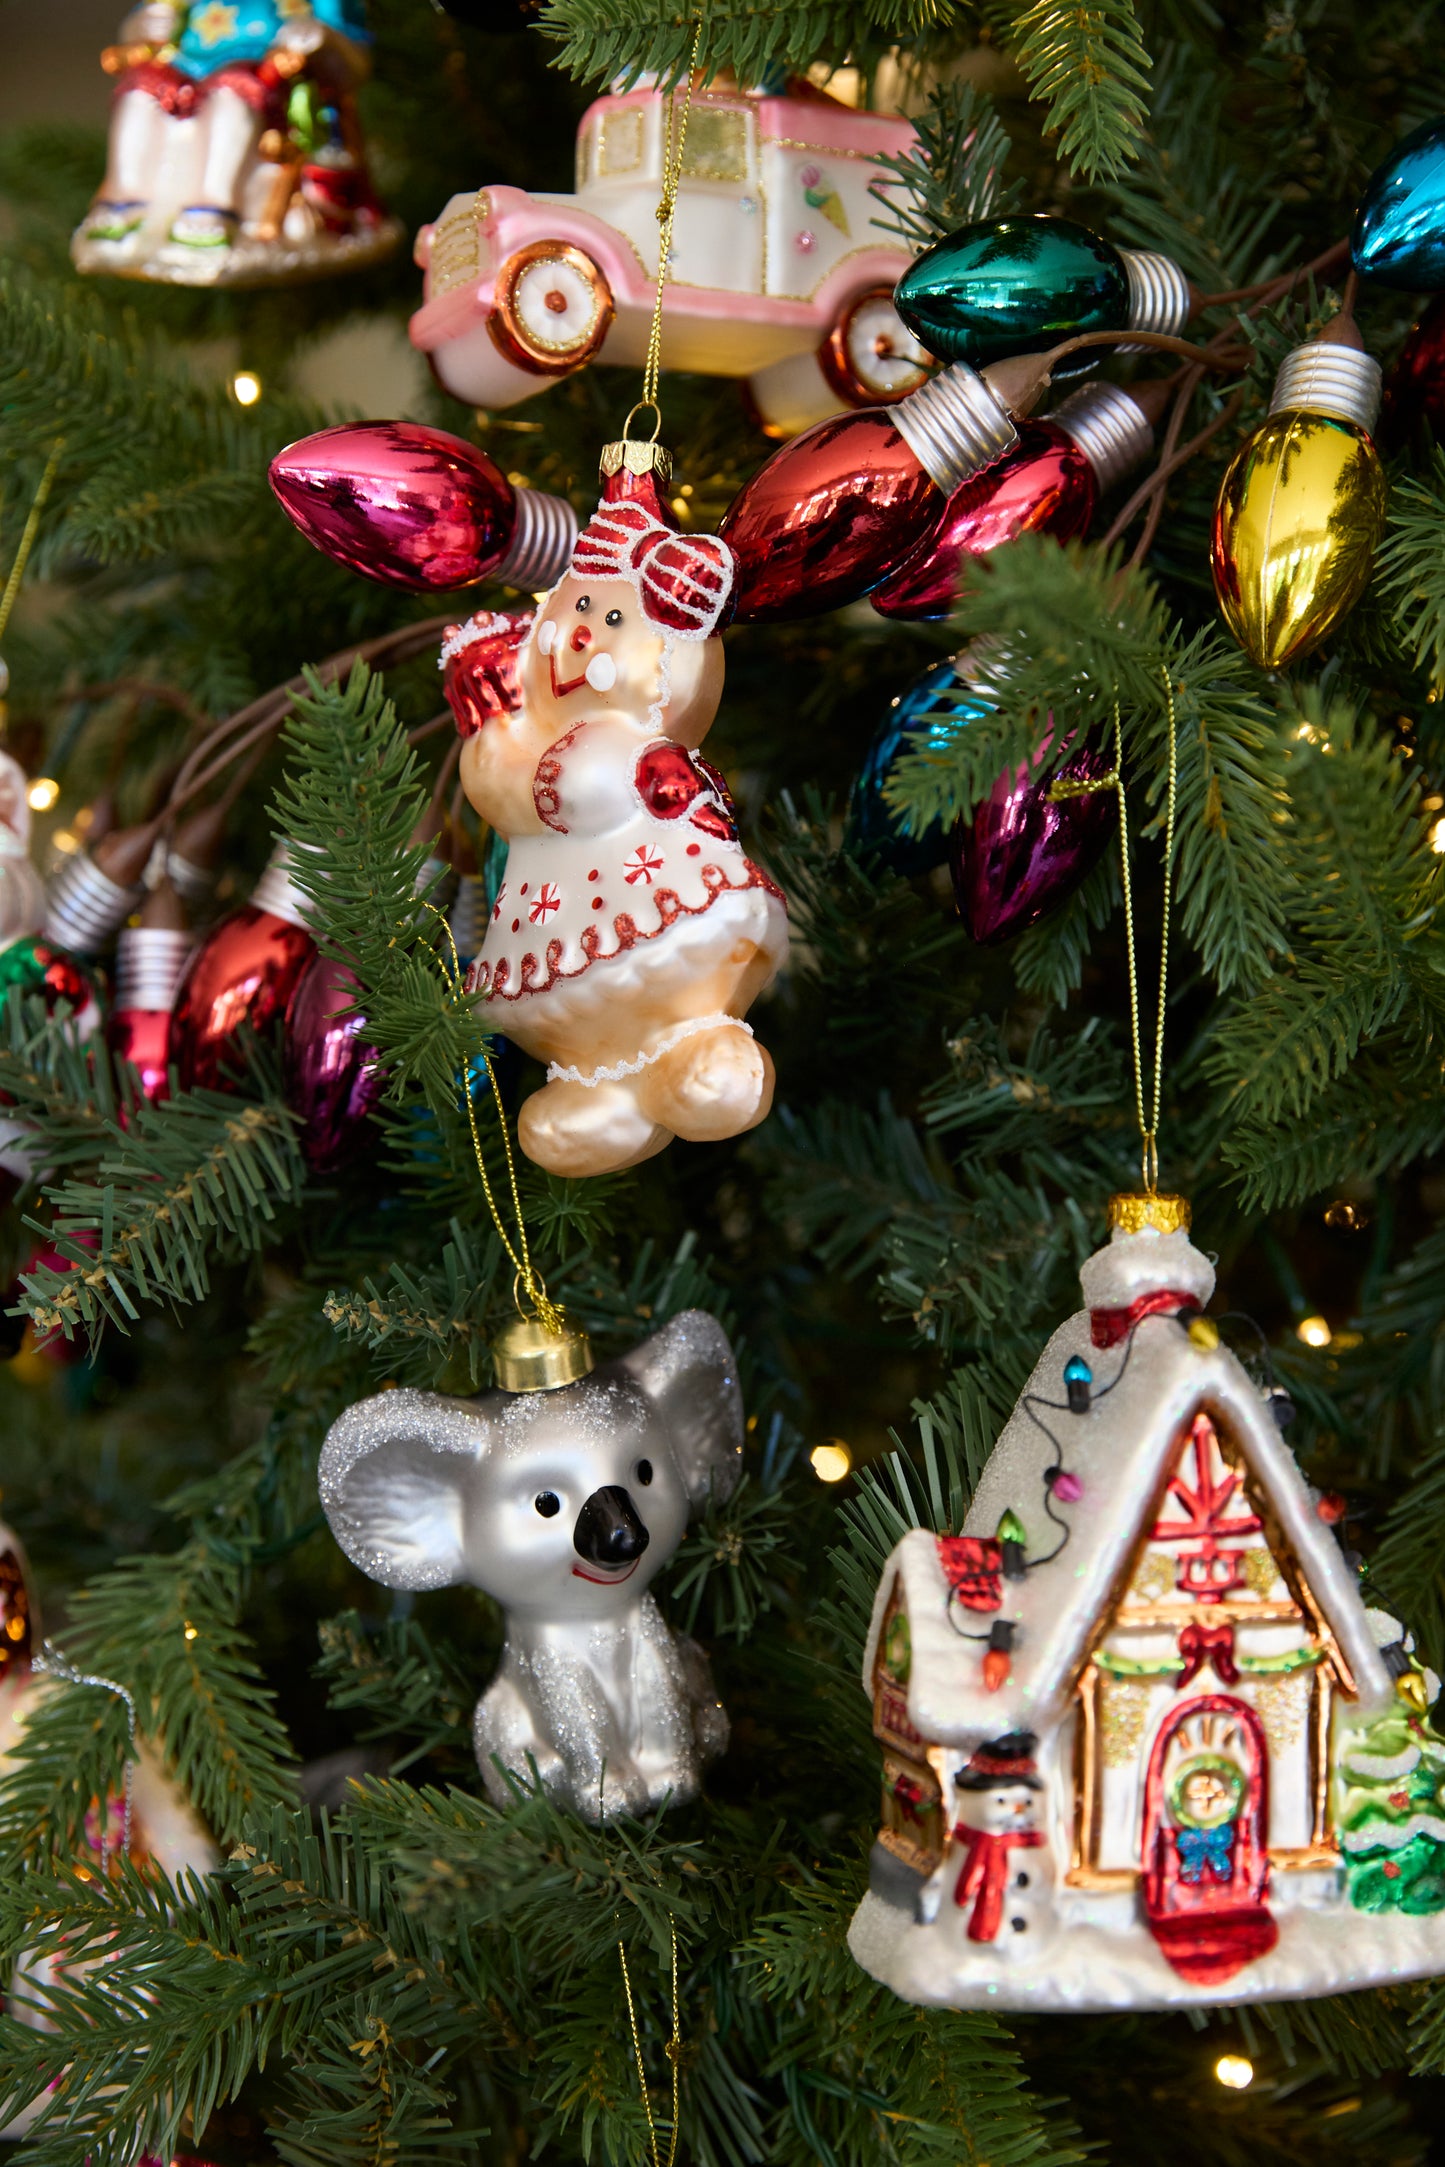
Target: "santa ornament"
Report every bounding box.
[850,1191,1445,2011]
[455,440,788,1177]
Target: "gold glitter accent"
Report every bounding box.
[1107,1191,1191,1235]
[1242,1547,1279,1599]
[1253,1672,1311,1754]
[1100,1678,1150,1767]
[1131,1552,1175,1602]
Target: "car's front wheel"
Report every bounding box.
[490,240,615,374]
[821,288,930,405]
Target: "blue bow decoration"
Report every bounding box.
[1177,1824,1235,1882]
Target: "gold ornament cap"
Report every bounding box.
[600,437,674,489]
[1107,1191,1192,1236]
[493,1313,595,1393]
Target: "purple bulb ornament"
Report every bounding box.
[951,735,1115,944]
[283,954,384,1173]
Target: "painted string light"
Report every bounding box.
[1353,115,1445,291]
[893,214,1191,373]
[1211,321,1387,670]
[870,380,1159,620]
[269,421,578,593]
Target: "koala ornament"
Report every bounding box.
[319,1309,743,1820]
[456,442,789,1178]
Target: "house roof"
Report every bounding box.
[862,1227,1396,1748]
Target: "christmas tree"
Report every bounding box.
[5,0,1445,2160]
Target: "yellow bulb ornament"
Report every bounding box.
[1212,335,1387,670]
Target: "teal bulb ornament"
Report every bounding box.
[895,217,1130,373]
[1354,118,1445,289]
[846,655,993,877]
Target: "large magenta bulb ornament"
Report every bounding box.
[283,954,384,1173]
[269,421,578,592]
[719,363,1020,622]
[951,734,1116,944]
[171,845,316,1093]
[871,382,1154,621]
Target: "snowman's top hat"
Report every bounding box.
[955,1732,1042,1790]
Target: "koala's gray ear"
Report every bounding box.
[615,1311,743,1507]
[318,1389,488,1591]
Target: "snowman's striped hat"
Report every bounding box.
[570,497,735,639]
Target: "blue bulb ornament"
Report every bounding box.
[1354,118,1445,289]
[846,655,993,877]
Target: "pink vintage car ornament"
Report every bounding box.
[409,77,930,437]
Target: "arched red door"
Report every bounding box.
[1141,1692,1279,1985]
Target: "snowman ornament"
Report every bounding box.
[920,1733,1057,1957]
[460,441,789,1178]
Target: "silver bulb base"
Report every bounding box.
[894,362,1019,496]
[1121,248,1192,340]
[494,489,579,593]
[250,842,315,933]
[1270,340,1382,433]
[114,925,192,1013]
[1050,382,1154,492]
[43,851,141,955]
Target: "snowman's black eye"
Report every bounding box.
[637,1459,653,1486]
[535,1492,561,1517]
[575,595,591,612]
[605,608,623,626]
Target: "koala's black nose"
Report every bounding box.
[573,1485,650,1567]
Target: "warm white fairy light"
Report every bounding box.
[1214,2054,1254,2090]
[26,777,59,811]
[810,1441,852,1482]
[1297,1314,1332,1349]
[231,370,263,407]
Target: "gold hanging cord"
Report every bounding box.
[0,441,65,670]
[618,1920,682,2167]
[1049,675,1177,1193]
[621,22,704,447]
[426,906,563,1333]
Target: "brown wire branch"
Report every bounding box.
[1103,382,1250,556]
[1195,237,1352,314]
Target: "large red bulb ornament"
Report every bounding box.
[1383,295,1445,447]
[871,383,1153,620]
[283,954,384,1173]
[269,421,578,592]
[720,362,1020,622]
[171,846,316,1093]
[106,921,193,1107]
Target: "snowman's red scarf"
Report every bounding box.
[951,1823,1045,1943]
[1089,1287,1195,1349]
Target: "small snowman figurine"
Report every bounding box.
[921,1732,1055,1957]
[461,441,789,1177]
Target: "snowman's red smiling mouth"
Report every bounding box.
[571,1558,641,1584]
[549,653,595,699]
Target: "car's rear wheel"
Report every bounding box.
[490,240,615,374]
[821,288,930,405]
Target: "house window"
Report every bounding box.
[598,109,645,177]
[680,106,749,183]
[428,195,483,297]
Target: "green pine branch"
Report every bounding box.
[14,1078,306,1342]
[870,79,1022,250]
[1009,0,1151,183]
[535,0,947,92]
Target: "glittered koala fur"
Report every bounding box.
[318,1310,742,1819]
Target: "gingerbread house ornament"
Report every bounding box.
[850,1193,1445,2011]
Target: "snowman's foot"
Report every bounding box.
[518,1078,669,1177]
[639,1024,774,1143]
[81,199,148,243]
[167,204,240,250]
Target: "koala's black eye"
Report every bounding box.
[605,608,623,626]
[636,1459,653,1486]
[534,1492,561,1517]
[575,595,591,613]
